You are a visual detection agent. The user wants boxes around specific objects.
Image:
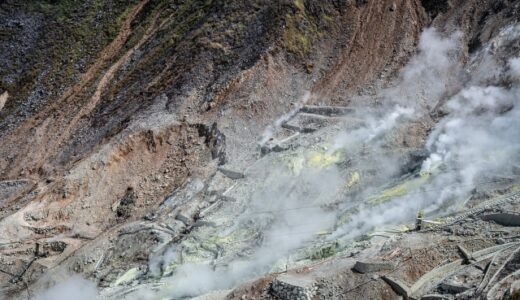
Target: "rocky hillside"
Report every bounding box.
[0,0,519,299]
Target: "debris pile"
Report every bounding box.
[270,274,317,300]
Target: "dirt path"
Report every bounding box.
[51,3,163,159]
[40,0,150,116]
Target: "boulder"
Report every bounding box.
[480,213,520,227]
[352,260,397,273]
[382,276,411,299]
[218,167,245,180]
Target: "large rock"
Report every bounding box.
[439,280,470,294]
[217,167,245,180]
[382,276,411,299]
[0,179,32,202]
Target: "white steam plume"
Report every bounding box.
[34,275,98,300]
[128,25,520,300]
[332,25,520,239]
[155,164,344,299]
[139,28,465,299]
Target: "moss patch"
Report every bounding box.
[280,0,340,58]
[282,9,318,57]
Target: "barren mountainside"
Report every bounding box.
[0,0,519,299]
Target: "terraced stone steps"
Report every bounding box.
[263,105,358,155]
[480,213,520,227]
[282,113,364,133]
[299,105,355,117]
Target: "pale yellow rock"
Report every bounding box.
[0,91,8,112]
[113,267,140,286]
[347,171,360,188]
[307,151,340,169]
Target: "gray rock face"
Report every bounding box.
[0,179,31,202]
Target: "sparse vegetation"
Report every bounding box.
[0,0,140,116]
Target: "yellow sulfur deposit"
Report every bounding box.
[368,184,408,204]
[347,171,360,188]
[113,267,140,286]
[511,183,520,193]
[285,149,342,174]
[368,175,430,205]
[288,155,306,175]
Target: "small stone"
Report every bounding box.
[421,294,452,300]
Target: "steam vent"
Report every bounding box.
[1,0,520,299]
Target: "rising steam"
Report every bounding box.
[332,25,520,239]
[33,275,98,300]
[149,27,475,299]
[35,24,520,300]
[146,26,519,299]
